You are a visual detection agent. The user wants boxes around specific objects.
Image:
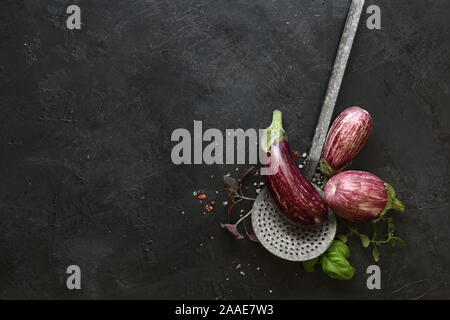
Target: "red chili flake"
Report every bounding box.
[210,201,216,206]
[204,204,214,212]
[198,194,206,200]
[292,151,301,157]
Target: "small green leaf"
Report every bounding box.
[360,234,370,248]
[337,234,348,243]
[372,246,380,262]
[302,257,319,272]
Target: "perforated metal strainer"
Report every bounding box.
[251,188,336,261]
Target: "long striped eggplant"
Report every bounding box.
[324,170,405,222]
[320,106,372,177]
[262,110,328,226]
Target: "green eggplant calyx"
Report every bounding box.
[261,109,287,153]
[320,159,335,177]
[320,159,351,179]
[380,183,405,217]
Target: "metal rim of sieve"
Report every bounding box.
[251,188,336,262]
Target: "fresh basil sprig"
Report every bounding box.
[302,240,356,280]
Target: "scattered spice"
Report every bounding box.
[198,194,206,200]
[292,151,301,157]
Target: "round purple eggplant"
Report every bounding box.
[324,170,405,222]
[321,106,372,176]
[262,110,328,226]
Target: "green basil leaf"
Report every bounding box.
[320,252,355,280]
[302,257,319,272]
[372,246,380,262]
[328,239,351,258]
[360,234,370,248]
[319,240,355,280]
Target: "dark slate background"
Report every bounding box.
[0,0,449,299]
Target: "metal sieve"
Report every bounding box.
[251,188,336,261]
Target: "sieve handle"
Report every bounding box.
[304,0,365,180]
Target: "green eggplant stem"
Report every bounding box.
[261,109,287,153]
[320,159,351,179]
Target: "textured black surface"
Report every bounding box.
[0,0,449,299]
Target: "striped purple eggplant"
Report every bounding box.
[320,106,372,177]
[324,170,405,222]
[262,110,327,226]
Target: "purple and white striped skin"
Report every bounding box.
[264,140,328,226]
[321,106,372,176]
[324,171,391,222]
